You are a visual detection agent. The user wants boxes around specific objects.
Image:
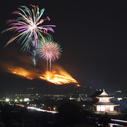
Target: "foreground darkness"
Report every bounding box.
[0,101,127,127]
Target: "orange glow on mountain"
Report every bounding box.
[39,69,78,85]
[8,66,78,85]
[8,68,33,80]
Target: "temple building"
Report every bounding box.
[93,89,119,113]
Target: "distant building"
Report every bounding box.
[93,89,119,113]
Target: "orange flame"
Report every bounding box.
[8,67,78,85]
[39,69,78,85]
[8,68,33,80]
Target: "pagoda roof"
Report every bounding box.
[94,102,119,106]
[96,89,113,97]
[90,89,113,98]
[99,89,108,95]
[97,95,113,97]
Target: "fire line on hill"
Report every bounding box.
[8,67,78,85]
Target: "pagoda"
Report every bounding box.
[94,89,119,112]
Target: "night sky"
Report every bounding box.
[0,0,127,94]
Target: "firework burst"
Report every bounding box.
[37,40,62,71]
[2,4,56,51]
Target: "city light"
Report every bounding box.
[15,99,17,102]
[20,99,23,102]
[117,98,122,101]
[24,98,29,102]
[5,98,10,102]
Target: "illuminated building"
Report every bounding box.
[94,89,119,113]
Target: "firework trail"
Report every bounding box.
[1,4,56,65]
[37,39,62,71]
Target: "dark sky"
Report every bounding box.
[0,0,127,94]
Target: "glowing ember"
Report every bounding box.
[39,70,78,85]
[8,68,33,80]
[76,84,80,87]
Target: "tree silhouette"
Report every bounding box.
[57,101,80,127]
[98,114,111,127]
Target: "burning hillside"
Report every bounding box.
[39,69,78,85]
[8,68,33,80]
[7,67,78,85]
[0,48,78,85]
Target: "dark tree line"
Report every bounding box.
[0,102,113,127]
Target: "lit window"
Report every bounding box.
[110,106,113,111]
[97,106,100,111]
[101,106,105,111]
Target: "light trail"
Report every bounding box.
[111,119,127,123]
[27,106,58,114]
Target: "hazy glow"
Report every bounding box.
[76,84,80,87]
[8,68,33,80]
